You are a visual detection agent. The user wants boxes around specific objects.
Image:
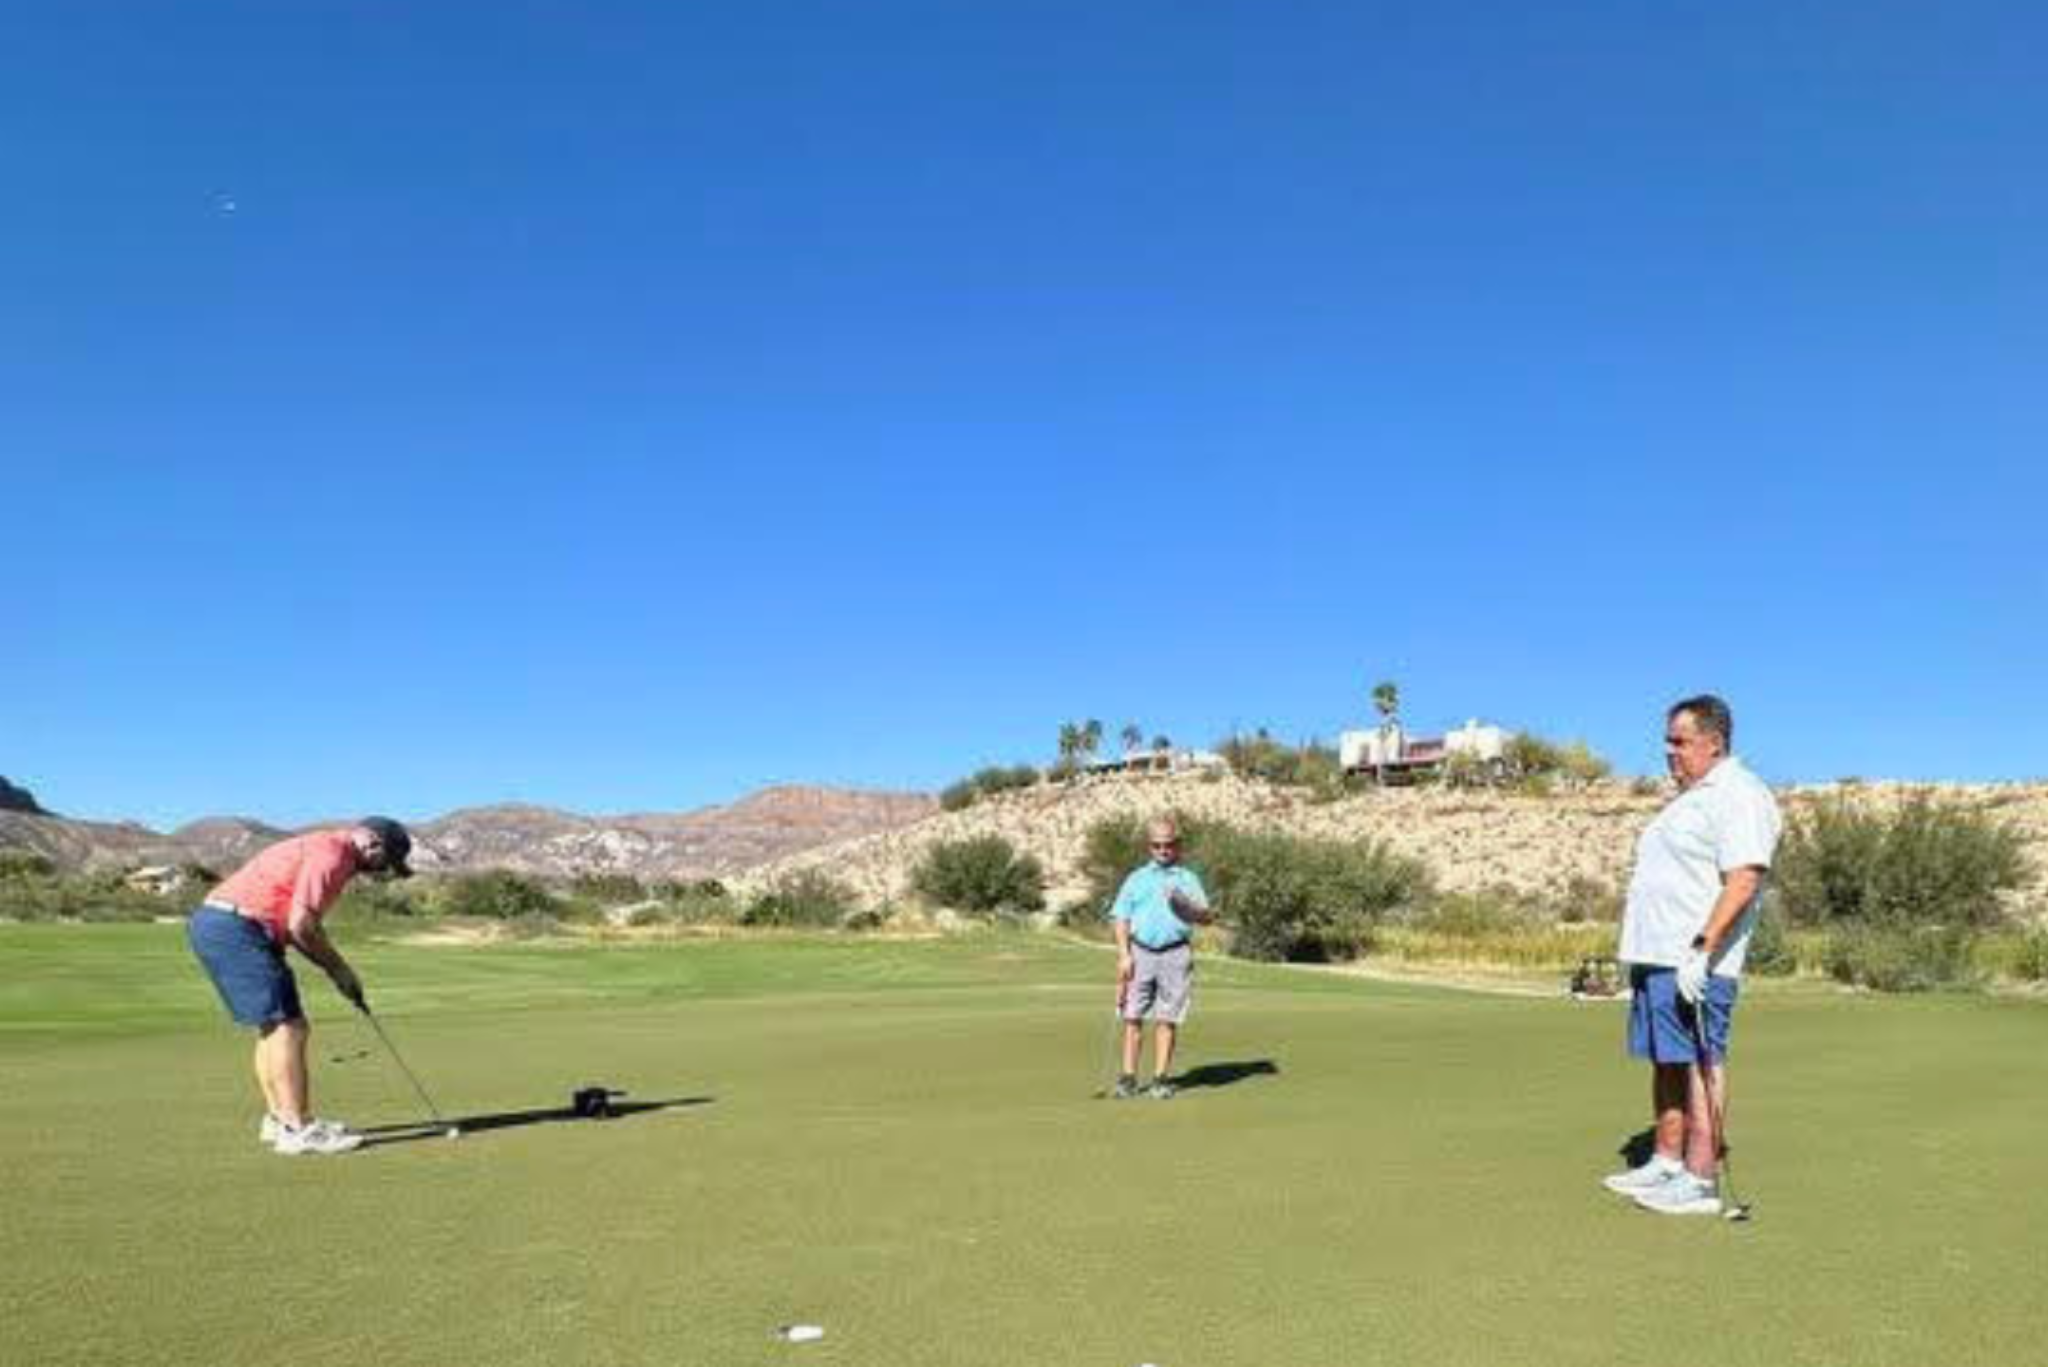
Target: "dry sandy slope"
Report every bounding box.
[736,774,2048,916]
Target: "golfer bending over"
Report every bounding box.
[1605,696,1780,1215]
[185,818,414,1155]
[1109,817,1214,1100]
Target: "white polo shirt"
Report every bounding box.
[1618,756,1782,977]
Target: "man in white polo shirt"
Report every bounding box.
[1604,695,1781,1216]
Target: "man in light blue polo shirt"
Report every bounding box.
[1605,694,1781,1216]
[1108,816,1214,1099]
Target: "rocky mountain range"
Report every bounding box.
[0,785,936,883]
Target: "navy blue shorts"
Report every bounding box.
[1628,965,1738,1065]
[187,907,303,1028]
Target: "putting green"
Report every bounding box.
[3,925,2043,1367]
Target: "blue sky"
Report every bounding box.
[4,1,2042,829]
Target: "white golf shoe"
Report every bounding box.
[270,1119,364,1156]
[1601,1157,1684,1196]
[1631,1172,1722,1216]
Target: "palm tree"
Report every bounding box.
[1120,723,1143,755]
[1057,722,1082,767]
[1080,719,1104,762]
[1370,680,1401,785]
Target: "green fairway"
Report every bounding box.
[4,925,2044,1367]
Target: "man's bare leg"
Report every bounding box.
[1152,1021,1178,1081]
[257,1019,311,1127]
[1652,1063,1688,1162]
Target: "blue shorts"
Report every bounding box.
[1628,965,1738,1065]
[187,907,303,1028]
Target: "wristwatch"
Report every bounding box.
[1690,934,1709,952]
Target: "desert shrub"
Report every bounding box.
[1214,731,1341,790]
[2009,929,2048,983]
[570,873,647,903]
[0,862,169,922]
[1072,815,1427,959]
[436,870,559,920]
[0,851,57,879]
[1553,875,1624,924]
[742,870,860,928]
[1203,828,1431,962]
[332,877,426,921]
[938,764,1040,812]
[1776,794,2029,931]
[1743,900,1798,976]
[1823,925,1978,992]
[911,835,1045,915]
[1501,733,1610,788]
[1411,888,1540,938]
[1629,776,1666,798]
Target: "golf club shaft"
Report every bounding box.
[1688,1008,1744,1213]
[364,1009,448,1126]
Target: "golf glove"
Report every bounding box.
[1675,948,1710,1005]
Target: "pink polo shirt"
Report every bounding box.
[208,831,361,942]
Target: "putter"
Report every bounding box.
[359,1004,461,1139]
[1688,1007,1752,1222]
[1091,981,1130,1099]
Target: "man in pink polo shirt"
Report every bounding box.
[186,817,413,1156]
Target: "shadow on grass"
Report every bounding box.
[360,1094,714,1147]
[1171,1059,1280,1090]
[1618,1127,1656,1167]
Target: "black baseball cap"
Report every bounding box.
[357,816,414,878]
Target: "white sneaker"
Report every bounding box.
[271,1120,364,1156]
[261,1115,352,1147]
[1601,1158,1683,1196]
[1632,1173,1722,1216]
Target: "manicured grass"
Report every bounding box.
[4,924,2045,1367]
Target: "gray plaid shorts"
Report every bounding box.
[1123,943,1193,1024]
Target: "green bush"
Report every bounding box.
[1743,900,1798,976]
[1410,888,1539,938]
[1823,925,1978,992]
[332,877,426,921]
[1212,829,1431,961]
[569,873,647,903]
[2010,929,2048,983]
[1215,730,1341,789]
[940,764,1043,811]
[742,870,860,928]
[1776,794,2029,931]
[1077,814,1433,958]
[911,836,1046,915]
[0,850,58,879]
[435,870,559,920]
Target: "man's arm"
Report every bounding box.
[1697,866,1765,957]
[287,910,364,1009]
[1167,888,1215,925]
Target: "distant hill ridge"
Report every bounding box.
[0,784,936,881]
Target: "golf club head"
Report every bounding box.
[1723,1203,1753,1223]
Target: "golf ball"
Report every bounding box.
[445,1127,461,1140]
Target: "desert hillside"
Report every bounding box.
[737,774,2048,917]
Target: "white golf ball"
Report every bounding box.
[445,1127,461,1140]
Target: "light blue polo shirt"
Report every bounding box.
[1109,862,1209,949]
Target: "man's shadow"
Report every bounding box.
[1171,1059,1280,1091]
[1617,1127,1656,1167]
[360,1092,714,1147]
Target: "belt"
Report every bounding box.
[1134,939,1189,953]
[200,900,245,915]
